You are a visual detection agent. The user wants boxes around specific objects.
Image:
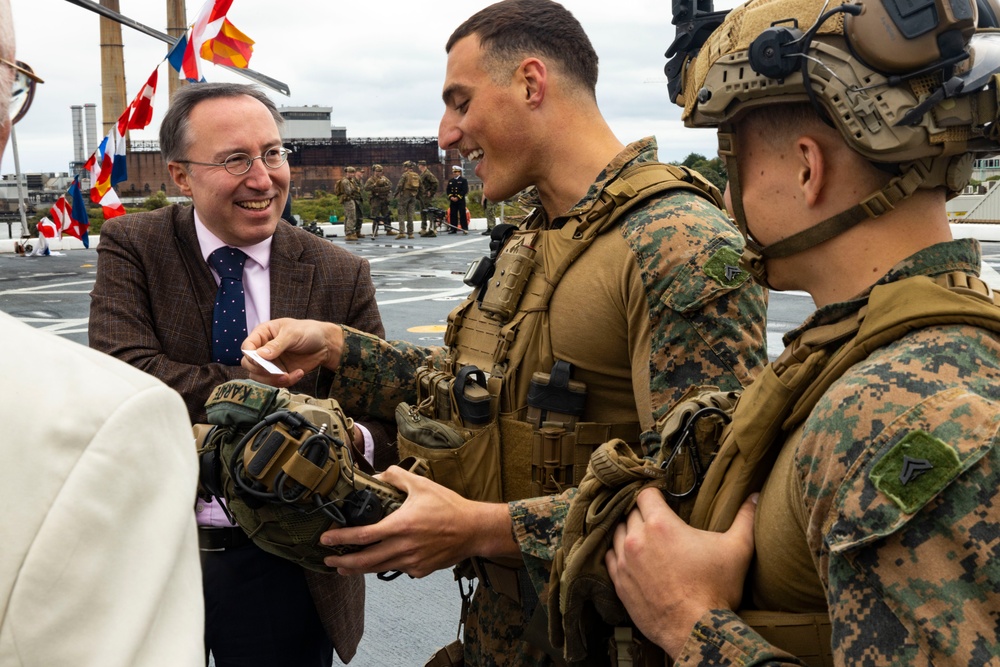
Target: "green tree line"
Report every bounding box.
[670,153,727,192]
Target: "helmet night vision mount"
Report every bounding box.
[665,0,1000,285]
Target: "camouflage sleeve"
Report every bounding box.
[797,327,1000,665]
[626,190,768,421]
[319,325,448,421]
[672,610,804,666]
[508,487,577,599]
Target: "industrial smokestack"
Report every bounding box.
[84,103,98,157]
[99,0,127,137]
[166,0,188,99]
[71,105,85,165]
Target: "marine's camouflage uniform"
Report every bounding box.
[483,198,497,231]
[336,176,360,237]
[323,138,769,666]
[674,238,1000,666]
[365,174,393,233]
[419,168,440,229]
[395,171,420,236]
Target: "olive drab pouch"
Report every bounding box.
[395,404,504,503]
[647,386,739,521]
[195,379,408,572]
[395,364,503,503]
[477,235,537,323]
[547,387,740,663]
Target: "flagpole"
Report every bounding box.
[62,0,291,96]
[9,124,29,241]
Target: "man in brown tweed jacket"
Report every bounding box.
[89,82,394,667]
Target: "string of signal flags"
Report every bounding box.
[43,0,289,247]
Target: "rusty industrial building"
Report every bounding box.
[117,136,454,201]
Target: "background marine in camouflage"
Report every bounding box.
[606,0,1000,664]
[394,160,421,239]
[365,164,393,237]
[417,159,440,235]
[336,166,361,241]
[241,1,768,665]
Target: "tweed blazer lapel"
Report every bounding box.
[269,222,316,320]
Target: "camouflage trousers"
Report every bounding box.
[342,200,358,236]
[397,192,416,234]
[462,584,553,667]
[369,197,391,234]
[419,195,433,228]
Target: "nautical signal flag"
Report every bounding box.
[168,0,254,81]
[167,33,204,83]
[48,177,90,248]
[202,18,254,68]
[76,63,158,223]
[37,216,58,240]
[84,113,128,211]
[96,188,127,221]
[127,69,158,130]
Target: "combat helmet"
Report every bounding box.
[373,164,383,171]
[666,0,1000,285]
[195,380,407,572]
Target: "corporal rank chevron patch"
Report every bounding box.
[704,246,748,288]
[870,430,961,514]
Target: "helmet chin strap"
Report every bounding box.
[717,126,767,285]
[718,124,929,289]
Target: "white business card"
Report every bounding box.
[242,348,284,375]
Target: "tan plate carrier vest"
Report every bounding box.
[409,162,725,667]
[551,270,1000,667]
[418,161,724,505]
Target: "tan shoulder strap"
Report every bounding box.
[692,271,1000,533]
[786,272,998,430]
[520,161,726,298]
[575,162,724,237]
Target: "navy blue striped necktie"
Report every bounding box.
[208,246,248,366]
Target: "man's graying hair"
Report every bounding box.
[0,0,15,122]
[159,82,283,163]
[446,0,599,96]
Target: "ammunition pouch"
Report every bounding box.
[478,241,537,323]
[195,379,407,572]
[396,404,504,503]
[394,364,503,503]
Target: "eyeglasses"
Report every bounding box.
[176,146,291,176]
[1,58,43,125]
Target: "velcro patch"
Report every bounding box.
[704,246,747,288]
[205,380,282,427]
[869,430,961,514]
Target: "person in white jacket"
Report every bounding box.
[0,2,205,663]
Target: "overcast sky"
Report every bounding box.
[4,0,737,174]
